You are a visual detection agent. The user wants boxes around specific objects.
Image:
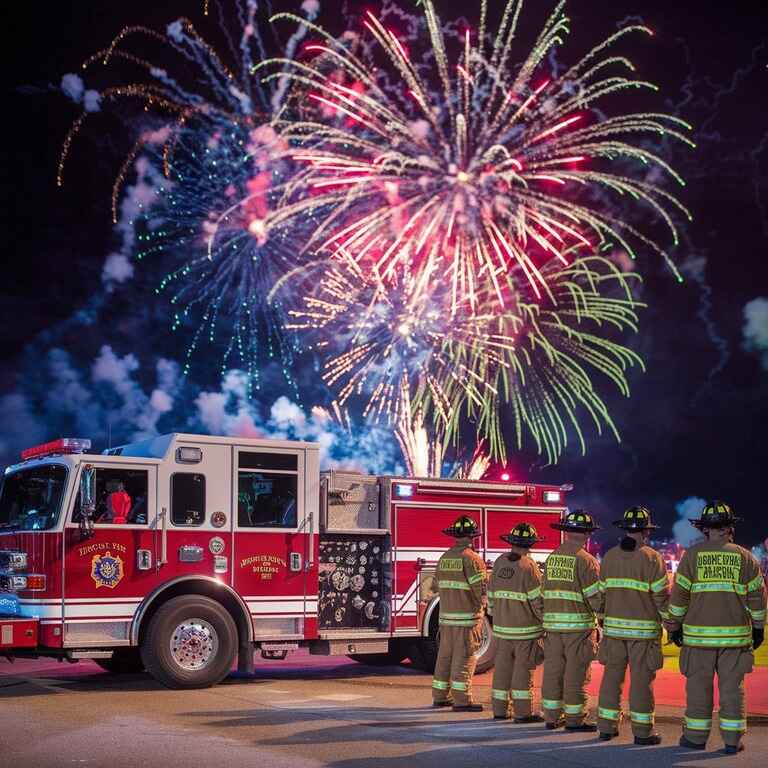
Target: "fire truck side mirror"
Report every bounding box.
[79,465,96,540]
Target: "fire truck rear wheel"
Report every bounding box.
[94,647,145,675]
[409,614,496,675]
[141,595,237,689]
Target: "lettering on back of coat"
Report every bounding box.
[546,555,575,581]
[696,552,741,582]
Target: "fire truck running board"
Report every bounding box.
[310,638,389,656]
[67,650,114,660]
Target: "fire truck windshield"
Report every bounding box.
[0,464,68,531]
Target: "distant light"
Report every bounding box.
[543,490,562,504]
[176,446,203,464]
[456,171,470,183]
[395,483,414,498]
[500,472,510,481]
[397,322,411,336]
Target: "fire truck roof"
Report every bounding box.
[102,432,321,460]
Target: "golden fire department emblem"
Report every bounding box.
[91,551,124,589]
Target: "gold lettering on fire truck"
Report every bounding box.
[78,542,127,557]
[240,554,287,581]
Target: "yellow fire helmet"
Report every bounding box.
[613,505,659,531]
[551,509,600,533]
[442,514,481,539]
[500,522,540,548]
[691,500,742,530]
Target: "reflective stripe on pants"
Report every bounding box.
[490,637,542,718]
[541,630,596,726]
[679,646,754,747]
[431,622,483,706]
[597,637,662,738]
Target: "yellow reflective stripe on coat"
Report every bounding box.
[544,589,584,603]
[683,624,751,637]
[685,717,712,730]
[605,617,660,629]
[543,612,594,630]
[748,608,766,621]
[690,581,747,595]
[491,590,528,601]
[440,617,477,627]
[492,624,543,639]
[675,573,692,590]
[604,616,660,639]
[582,581,601,598]
[468,572,484,585]
[603,577,650,592]
[747,574,765,592]
[438,580,471,591]
[651,576,669,593]
[527,586,542,600]
[669,604,687,617]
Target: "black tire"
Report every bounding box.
[141,595,238,689]
[94,647,145,675]
[408,606,496,675]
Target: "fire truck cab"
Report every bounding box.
[0,434,567,688]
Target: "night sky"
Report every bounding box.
[4,1,767,549]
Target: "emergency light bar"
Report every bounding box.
[21,438,92,461]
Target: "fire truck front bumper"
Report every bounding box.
[0,617,39,650]
[1,594,39,650]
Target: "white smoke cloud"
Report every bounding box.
[743,297,768,370]
[60,73,100,113]
[102,157,167,289]
[61,73,84,103]
[672,496,707,547]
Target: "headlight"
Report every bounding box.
[9,576,28,590]
[8,552,28,571]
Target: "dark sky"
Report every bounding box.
[3,1,768,548]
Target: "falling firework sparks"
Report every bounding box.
[268,0,692,311]
[58,1,323,390]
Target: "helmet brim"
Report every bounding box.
[690,517,742,529]
[550,521,600,532]
[500,534,540,546]
[613,519,660,531]
[443,527,482,538]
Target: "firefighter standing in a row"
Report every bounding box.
[432,515,487,711]
[597,506,670,745]
[487,522,545,722]
[541,510,603,730]
[665,502,767,754]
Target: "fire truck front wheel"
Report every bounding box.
[141,595,238,689]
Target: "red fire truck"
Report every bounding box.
[0,434,568,688]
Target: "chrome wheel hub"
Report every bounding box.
[474,617,492,659]
[170,618,218,671]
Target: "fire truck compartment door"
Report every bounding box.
[63,462,158,647]
[233,446,315,640]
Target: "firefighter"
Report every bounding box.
[666,501,767,754]
[541,509,602,731]
[488,522,545,722]
[596,506,669,745]
[432,515,487,712]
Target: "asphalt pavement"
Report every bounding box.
[1,652,766,768]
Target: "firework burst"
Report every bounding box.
[268,0,692,312]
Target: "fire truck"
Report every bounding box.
[0,434,568,688]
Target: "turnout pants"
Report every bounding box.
[432,623,482,706]
[491,638,543,718]
[597,637,663,738]
[542,630,596,726]
[680,646,753,748]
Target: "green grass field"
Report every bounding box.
[660,635,768,672]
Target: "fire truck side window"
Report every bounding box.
[73,468,149,525]
[237,452,298,529]
[171,473,205,527]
